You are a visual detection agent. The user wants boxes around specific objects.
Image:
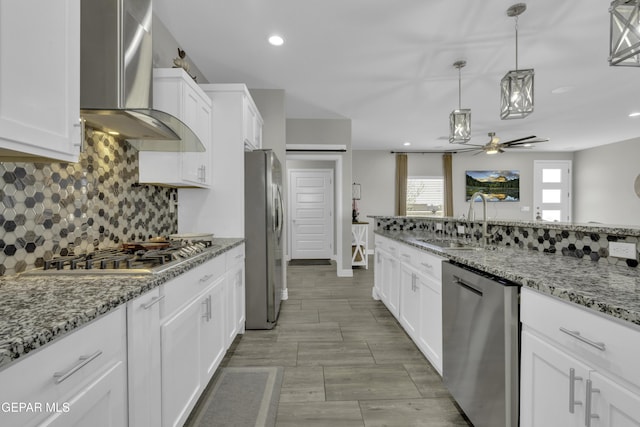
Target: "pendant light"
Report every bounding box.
[449,60,471,144]
[609,0,640,66]
[500,3,534,120]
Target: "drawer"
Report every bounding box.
[398,243,443,280]
[161,254,226,317]
[521,287,640,389]
[225,243,245,269]
[0,307,126,426]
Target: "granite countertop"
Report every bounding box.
[0,238,244,371]
[376,230,640,328]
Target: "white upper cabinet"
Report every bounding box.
[243,97,263,151]
[0,0,82,163]
[138,68,212,188]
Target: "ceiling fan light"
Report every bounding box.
[500,69,535,119]
[485,147,499,155]
[449,109,471,143]
[609,0,640,66]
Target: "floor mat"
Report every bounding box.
[186,367,283,427]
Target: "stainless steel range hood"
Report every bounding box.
[80,0,204,152]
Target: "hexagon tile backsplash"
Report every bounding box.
[0,130,177,276]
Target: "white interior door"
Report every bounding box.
[533,160,572,222]
[289,169,333,259]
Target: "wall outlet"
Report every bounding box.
[436,223,443,230]
[457,225,465,234]
[521,206,530,212]
[609,242,637,259]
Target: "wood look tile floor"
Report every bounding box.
[220,258,473,427]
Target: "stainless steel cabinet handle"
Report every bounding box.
[141,295,165,310]
[73,118,86,150]
[53,350,102,384]
[585,379,600,427]
[569,368,583,414]
[208,295,212,321]
[199,274,214,283]
[421,262,433,269]
[559,327,606,351]
[401,253,411,259]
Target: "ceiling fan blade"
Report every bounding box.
[502,135,537,145]
[507,138,549,146]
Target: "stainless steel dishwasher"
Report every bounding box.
[442,261,520,427]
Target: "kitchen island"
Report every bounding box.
[375,229,640,327]
[0,237,244,371]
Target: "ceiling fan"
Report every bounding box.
[457,132,548,155]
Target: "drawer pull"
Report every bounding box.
[235,254,244,259]
[53,350,102,384]
[421,262,433,269]
[401,253,411,259]
[199,274,214,283]
[568,368,583,414]
[141,295,165,310]
[585,379,600,427]
[559,327,606,351]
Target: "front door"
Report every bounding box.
[289,169,333,259]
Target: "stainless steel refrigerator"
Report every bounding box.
[244,149,284,329]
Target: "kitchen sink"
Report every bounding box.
[416,238,501,252]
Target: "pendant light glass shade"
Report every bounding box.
[449,109,471,143]
[609,0,640,66]
[500,68,534,119]
[500,3,534,120]
[449,60,471,143]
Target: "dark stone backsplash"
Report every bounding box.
[375,216,640,268]
[0,130,177,276]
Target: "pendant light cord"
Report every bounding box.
[458,66,462,109]
[515,15,519,71]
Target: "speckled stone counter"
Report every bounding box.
[376,230,640,328]
[0,238,243,371]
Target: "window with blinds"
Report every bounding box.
[407,176,444,217]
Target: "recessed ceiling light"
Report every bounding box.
[629,112,640,117]
[403,141,411,146]
[268,35,284,46]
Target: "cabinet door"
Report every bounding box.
[229,260,246,338]
[127,290,162,427]
[161,297,203,427]
[39,361,127,427]
[201,276,226,382]
[181,90,212,186]
[373,250,384,300]
[398,263,420,339]
[416,272,442,374]
[589,372,640,427]
[380,250,400,317]
[0,0,81,162]
[520,329,588,427]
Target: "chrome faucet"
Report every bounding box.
[467,191,490,245]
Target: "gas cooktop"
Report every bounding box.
[22,241,217,276]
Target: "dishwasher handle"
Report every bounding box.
[452,275,483,297]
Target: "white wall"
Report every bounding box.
[452,151,573,220]
[574,137,640,225]
[286,119,353,276]
[352,150,576,230]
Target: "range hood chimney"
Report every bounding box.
[80,0,204,152]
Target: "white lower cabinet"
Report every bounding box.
[521,287,640,427]
[127,289,162,427]
[225,245,246,347]
[399,262,420,338]
[0,308,127,427]
[374,234,443,374]
[160,267,226,427]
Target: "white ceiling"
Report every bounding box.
[154,0,640,152]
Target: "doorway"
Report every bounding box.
[288,169,334,260]
[533,160,572,222]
